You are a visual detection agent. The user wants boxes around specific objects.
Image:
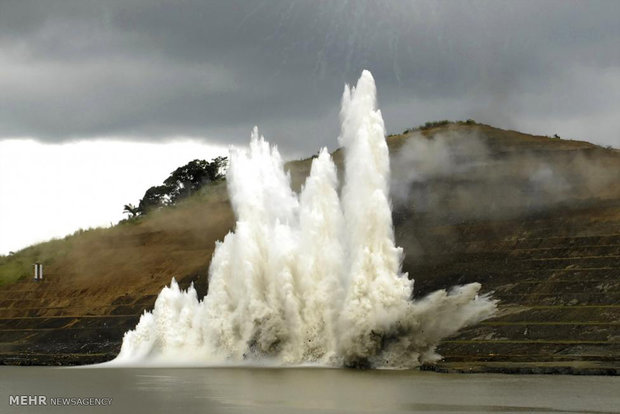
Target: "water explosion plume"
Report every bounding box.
[113,71,497,368]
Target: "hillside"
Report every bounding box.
[1,122,619,373]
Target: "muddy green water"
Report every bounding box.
[1,367,618,413]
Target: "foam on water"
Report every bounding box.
[111,71,497,368]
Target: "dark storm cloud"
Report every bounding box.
[1,0,619,154]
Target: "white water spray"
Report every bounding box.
[113,71,497,368]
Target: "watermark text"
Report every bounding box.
[9,395,112,407]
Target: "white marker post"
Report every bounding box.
[33,263,43,281]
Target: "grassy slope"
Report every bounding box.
[0,180,233,305]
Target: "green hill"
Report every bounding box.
[1,122,619,373]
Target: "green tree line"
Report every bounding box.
[123,156,227,218]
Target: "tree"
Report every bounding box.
[123,203,140,218]
[207,156,228,181]
[126,156,228,217]
[138,185,173,213]
[163,157,228,203]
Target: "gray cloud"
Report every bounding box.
[1,0,619,154]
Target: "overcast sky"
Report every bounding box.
[1,0,620,254]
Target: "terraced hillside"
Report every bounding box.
[0,123,618,372]
[410,204,620,374]
[390,125,620,374]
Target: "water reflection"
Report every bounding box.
[1,367,618,414]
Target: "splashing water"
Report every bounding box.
[112,70,497,368]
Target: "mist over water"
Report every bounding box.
[112,71,497,368]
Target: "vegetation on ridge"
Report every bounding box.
[125,156,228,219]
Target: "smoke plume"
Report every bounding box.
[391,129,620,222]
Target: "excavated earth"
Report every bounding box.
[1,123,618,374]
